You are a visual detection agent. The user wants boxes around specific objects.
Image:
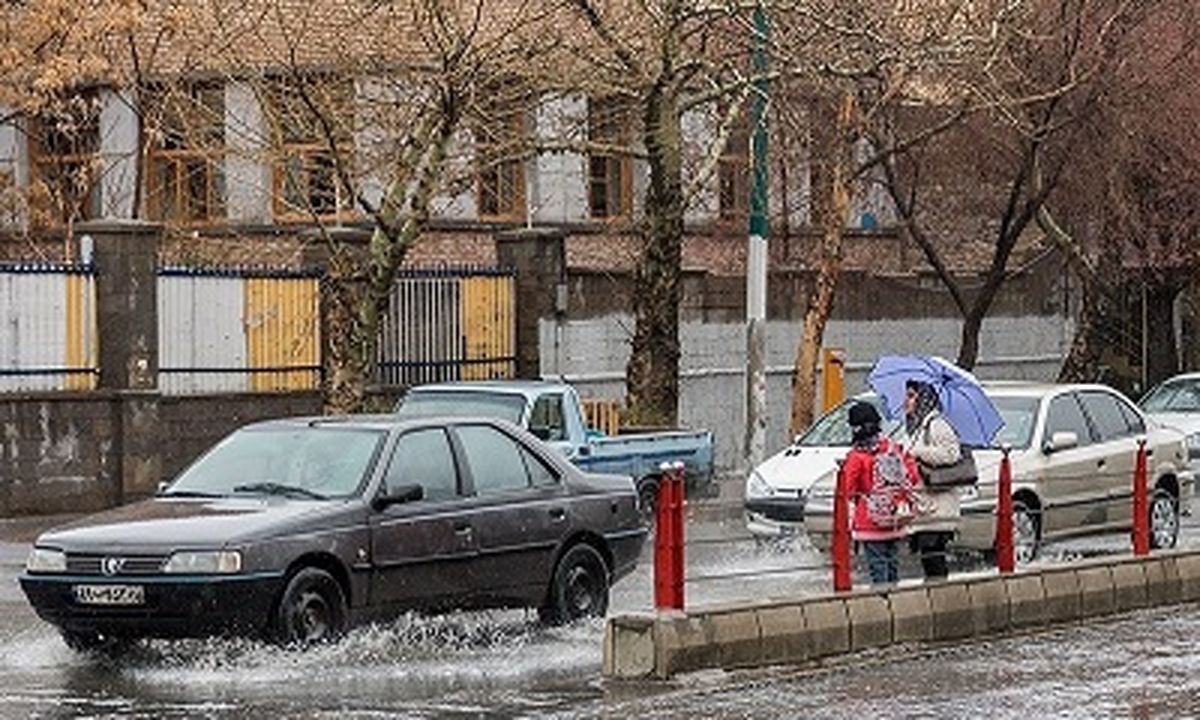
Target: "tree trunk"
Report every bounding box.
[323,97,458,414]
[1058,283,1110,382]
[626,79,684,427]
[789,92,854,436]
[1144,282,1181,388]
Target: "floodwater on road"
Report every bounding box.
[2,515,1199,718]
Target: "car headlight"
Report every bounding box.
[746,471,774,499]
[25,547,66,574]
[162,550,242,574]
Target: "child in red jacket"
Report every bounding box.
[843,402,921,586]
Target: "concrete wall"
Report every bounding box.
[605,552,1200,680]
[546,315,1069,473]
[0,390,322,517]
[532,95,588,224]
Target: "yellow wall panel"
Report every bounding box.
[245,278,320,391]
[63,274,97,390]
[461,276,515,380]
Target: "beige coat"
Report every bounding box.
[905,412,962,534]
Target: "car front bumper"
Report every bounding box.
[19,571,286,639]
[744,497,807,538]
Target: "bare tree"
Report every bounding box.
[877,0,1164,371]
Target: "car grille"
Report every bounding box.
[66,553,168,576]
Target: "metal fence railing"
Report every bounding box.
[377,266,516,387]
[157,265,322,395]
[0,262,98,392]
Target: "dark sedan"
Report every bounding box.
[19,416,646,652]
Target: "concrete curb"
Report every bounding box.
[604,549,1200,679]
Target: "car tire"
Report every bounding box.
[1150,487,1179,550]
[1012,499,1040,564]
[60,629,132,657]
[637,478,660,526]
[271,567,348,646]
[539,543,610,626]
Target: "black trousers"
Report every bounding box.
[911,531,952,580]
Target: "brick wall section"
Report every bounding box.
[0,393,122,516]
[0,391,323,518]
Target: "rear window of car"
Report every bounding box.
[397,391,526,425]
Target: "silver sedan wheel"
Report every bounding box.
[1150,490,1179,549]
[1012,500,1040,564]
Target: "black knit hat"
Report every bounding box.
[848,401,881,428]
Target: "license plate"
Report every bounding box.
[73,584,145,606]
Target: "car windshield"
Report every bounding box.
[165,427,385,499]
[797,396,899,447]
[396,391,527,425]
[989,396,1040,450]
[1140,378,1200,413]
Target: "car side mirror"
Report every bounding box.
[373,484,424,510]
[1044,431,1079,454]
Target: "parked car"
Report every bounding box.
[1140,372,1200,469]
[20,416,645,653]
[803,382,1195,561]
[396,381,715,515]
[744,393,899,540]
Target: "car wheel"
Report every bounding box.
[1150,487,1179,549]
[60,629,132,657]
[539,544,610,625]
[1012,499,1040,564]
[272,567,348,646]
[637,478,660,526]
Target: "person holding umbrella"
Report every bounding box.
[868,355,1003,582]
[903,380,962,580]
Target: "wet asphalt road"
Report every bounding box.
[2,515,1200,718]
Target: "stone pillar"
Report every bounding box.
[81,220,162,501]
[83,220,161,391]
[496,228,566,379]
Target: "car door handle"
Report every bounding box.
[454,524,473,537]
[548,508,567,522]
[1097,459,1106,469]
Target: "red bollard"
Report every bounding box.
[994,447,1015,574]
[654,462,685,611]
[831,460,852,592]
[1132,439,1150,556]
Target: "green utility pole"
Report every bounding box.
[744,4,770,470]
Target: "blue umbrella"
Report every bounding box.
[866,355,1004,447]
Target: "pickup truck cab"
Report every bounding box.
[396,381,715,515]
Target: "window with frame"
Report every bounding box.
[145,81,226,224]
[1079,391,1134,443]
[529,394,567,442]
[1046,394,1094,447]
[475,87,526,221]
[587,97,633,219]
[29,94,102,226]
[457,424,531,494]
[265,75,355,222]
[718,109,750,221]
[384,428,460,502]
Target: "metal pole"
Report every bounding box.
[1133,438,1149,556]
[994,446,1015,574]
[832,459,852,592]
[744,3,770,471]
